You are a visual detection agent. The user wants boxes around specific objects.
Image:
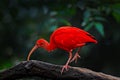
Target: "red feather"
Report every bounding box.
[49,26,97,51]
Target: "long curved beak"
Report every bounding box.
[27,45,38,61]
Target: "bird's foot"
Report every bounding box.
[70,53,80,63]
[61,65,70,74]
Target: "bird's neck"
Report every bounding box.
[44,41,55,52]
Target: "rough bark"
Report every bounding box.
[0,60,120,80]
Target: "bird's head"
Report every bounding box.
[36,39,49,48]
[27,38,49,61]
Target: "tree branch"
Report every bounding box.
[0,60,120,80]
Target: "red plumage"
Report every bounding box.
[27,26,97,73]
[49,27,97,51]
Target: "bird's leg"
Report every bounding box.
[70,43,85,63]
[70,47,81,63]
[61,50,72,74]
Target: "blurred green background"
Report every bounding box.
[0,0,120,78]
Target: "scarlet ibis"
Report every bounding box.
[27,26,97,73]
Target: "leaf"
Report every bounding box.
[84,9,91,18]
[112,3,120,9]
[94,16,106,21]
[112,3,120,22]
[82,10,91,26]
[94,22,104,37]
[112,11,120,23]
[84,22,94,31]
[77,0,86,10]
[58,19,71,25]
[49,25,58,32]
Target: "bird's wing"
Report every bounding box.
[53,33,79,51]
[52,27,97,43]
[50,27,97,50]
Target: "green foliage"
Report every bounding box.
[94,22,104,37]
[80,1,120,37]
[84,22,94,31]
[112,3,120,22]
[84,21,104,36]
[0,60,13,70]
[81,6,106,36]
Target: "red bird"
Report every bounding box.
[27,26,97,73]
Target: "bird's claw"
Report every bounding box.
[61,65,70,74]
[70,53,80,63]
